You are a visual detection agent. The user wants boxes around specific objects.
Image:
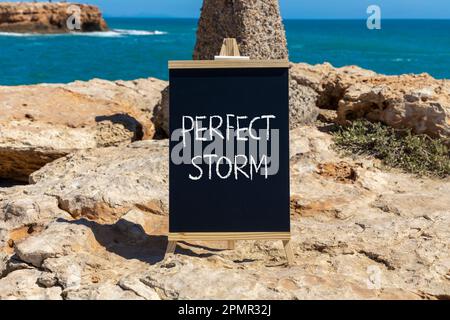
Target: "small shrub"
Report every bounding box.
[332,120,450,177]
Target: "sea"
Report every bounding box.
[0,18,449,85]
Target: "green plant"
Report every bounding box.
[332,120,450,177]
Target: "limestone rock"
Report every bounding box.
[61,78,167,140]
[0,185,72,251]
[0,2,108,34]
[193,0,288,60]
[64,283,143,300]
[290,63,450,140]
[0,124,449,299]
[15,220,97,268]
[0,192,68,231]
[141,256,293,300]
[37,272,59,288]
[289,79,319,128]
[29,140,169,222]
[0,78,167,181]
[119,275,161,300]
[339,74,450,140]
[0,269,62,300]
[152,86,170,137]
[116,210,159,242]
[0,252,8,277]
[180,0,319,133]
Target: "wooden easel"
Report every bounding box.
[219,38,241,56]
[166,38,294,265]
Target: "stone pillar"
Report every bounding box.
[193,0,288,60]
[154,0,318,137]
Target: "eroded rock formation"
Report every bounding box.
[0,78,167,181]
[0,2,108,33]
[291,63,450,141]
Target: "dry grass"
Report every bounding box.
[332,120,450,178]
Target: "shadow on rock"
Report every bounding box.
[57,218,215,265]
[0,179,28,188]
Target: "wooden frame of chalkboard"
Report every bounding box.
[167,58,293,265]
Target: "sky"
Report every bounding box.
[5,1,450,19]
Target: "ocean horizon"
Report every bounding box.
[0,18,449,85]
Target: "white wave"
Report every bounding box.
[0,29,167,38]
[392,58,412,62]
[69,31,123,37]
[113,29,167,36]
[0,31,38,37]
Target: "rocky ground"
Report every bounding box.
[0,123,449,300]
[0,62,449,300]
[0,2,108,33]
[0,77,167,181]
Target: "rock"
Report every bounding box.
[288,126,450,299]
[42,256,85,290]
[4,255,34,275]
[0,269,62,300]
[37,272,59,288]
[64,283,143,300]
[116,210,158,242]
[193,0,288,60]
[142,255,424,300]
[339,73,450,140]
[119,275,161,300]
[141,256,292,300]
[289,79,320,128]
[0,2,108,34]
[0,78,167,181]
[61,78,167,140]
[0,252,8,277]
[15,221,97,268]
[290,62,450,140]
[0,192,68,231]
[29,140,169,222]
[0,124,449,299]
[0,186,71,253]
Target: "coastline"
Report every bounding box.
[1,18,450,86]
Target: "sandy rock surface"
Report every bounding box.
[0,78,167,181]
[291,63,450,140]
[0,125,448,300]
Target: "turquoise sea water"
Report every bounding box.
[0,18,449,85]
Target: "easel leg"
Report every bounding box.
[166,241,177,255]
[227,240,235,250]
[282,240,294,266]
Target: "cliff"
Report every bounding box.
[0,2,108,33]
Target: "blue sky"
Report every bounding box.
[6,1,450,19]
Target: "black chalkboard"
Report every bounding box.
[169,62,290,234]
